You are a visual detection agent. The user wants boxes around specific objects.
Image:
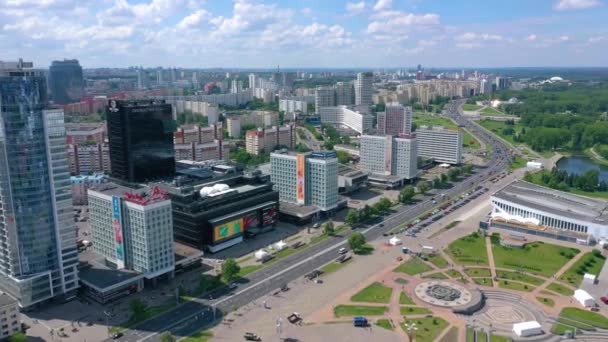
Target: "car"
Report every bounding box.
[601,296,608,305]
[312,223,320,228]
[112,332,123,339]
[338,248,348,255]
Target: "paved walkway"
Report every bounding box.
[485,236,499,288]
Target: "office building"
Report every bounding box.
[270,151,338,211]
[416,126,463,164]
[71,174,107,205]
[162,172,279,253]
[315,87,336,112]
[0,293,20,338]
[376,103,412,135]
[335,82,355,106]
[49,59,84,105]
[107,100,175,183]
[318,106,373,134]
[0,60,79,308]
[355,72,373,106]
[88,183,175,279]
[490,181,608,243]
[360,135,418,187]
[245,125,296,155]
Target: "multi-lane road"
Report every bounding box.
[111,102,512,342]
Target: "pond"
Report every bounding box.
[556,155,608,183]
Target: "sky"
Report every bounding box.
[1,0,608,68]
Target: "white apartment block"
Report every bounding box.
[226,118,241,138]
[360,135,418,179]
[154,92,253,118]
[377,103,412,135]
[416,126,463,164]
[230,80,244,94]
[0,293,20,339]
[248,73,258,89]
[183,101,219,124]
[279,99,308,119]
[355,72,373,106]
[270,151,338,211]
[88,184,175,279]
[253,88,274,103]
[318,106,373,134]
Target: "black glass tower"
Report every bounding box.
[49,59,84,104]
[107,100,176,183]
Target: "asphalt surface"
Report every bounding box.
[109,101,512,342]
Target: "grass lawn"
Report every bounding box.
[351,282,393,304]
[498,280,535,292]
[320,259,352,274]
[400,291,415,305]
[570,188,608,200]
[463,131,482,149]
[466,328,475,342]
[536,297,556,307]
[394,258,433,275]
[463,104,482,111]
[560,307,608,329]
[464,268,492,277]
[490,334,511,342]
[496,270,545,285]
[480,107,502,115]
[445,269,467,282]
[427,254,449,268]
[395,278,409,285]
[472,278,493,287]
[508,156,528,171]
[422,272,449,280]
[446,233,489,266]
[479,119,521,146]
[559,250,606,287]
[182,330,213,342]
[547,282,574,296]
[551,323,572,335]
[401,317,449,342]
[400,306,433,315]
[438,327,459,342]
[413,114,457,129]
[477,331,488,342]
[238,265,263,277]
[376,319,394,330]
[492,241,579,277]
[540,290,557,296]
[334,305,388,317]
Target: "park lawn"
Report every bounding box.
[550,323,571,335]
[446,233,489,266]
[238,265,263,277]
[466,328,475,342]
[401,317,449,342]
[320,259,352,274]
[479,120,521,146]
[463,104,482,111]
[559,251,606,287]
[438,327,459,342]
[445,269,466,281]
[508,156,527,171]
[394,258,433,275]
[498,280,535,292]
[413,114,458,130]
[491,241,578,277]
[182,330,213,342]
[560,307,608,329]
[547,282,574,296]
[490,334,511,342]
[464,268,492,277]
[400,306,433,315]
[422,272,449,280]
[376,319,394,330]
[495,270,545,285]
[351,282,393,304]
[480,107,502,115]
[477,331,488,342]
[536,297,556,307]
[334,305,388,317]
[570,188,608,200]
[400,291,415,305]
[462,131,482,149]
[427,254,449,268]
[472,278,493,287]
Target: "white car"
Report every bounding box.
[338,248,348,255]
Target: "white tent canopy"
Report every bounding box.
[389,237,402,246]
[574,289,595,307]
[254,249,270,261]
[513,321,542,337]
[274,240,288,251]
[583,273,597,284]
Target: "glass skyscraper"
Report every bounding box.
[48,59,84,105]
[0,60,79,307]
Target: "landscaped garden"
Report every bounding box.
[552,307,608,334]
[427,254,449,268]
[472,278,493,287]
[492,241,578,277]
[394,258,433,275]
[350,282,393,304]
[547,282,574,296]
[400,306,433,315]
[334,305,388,317]
[463,104,482,111]
[376,318,394,330]
[464,268,492,277]
[401,317,449,342]
[399,291,415,305]
[495,270,545,285]
[422,272,449,279]
[446,232,489,265]
[497,279,535,292]
[559,250,606,287]
[536,296,555,307]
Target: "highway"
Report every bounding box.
[111,101,512,342]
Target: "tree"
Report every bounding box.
[432,177,441,188]
[416,180,430,195]
[360,205,373,221]
[375,197,392,213]
[462,163,474,174]
[160,332,176,342]
[323,221,335,236]
[8,333,26,342]
[399,186,416,203]
[447,168,460,181]
[221,258,241,283]
[129,298,147,320]
[440,173,448,184]
[348,232,366,251]
[345,209,359,226]
[336,150,350,164]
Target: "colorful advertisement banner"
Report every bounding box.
[296,154,305,204]
[112,196,125,269]
[213,218,243,243]
[242,213,259,230]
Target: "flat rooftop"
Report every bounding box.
[79,254,143,290]
[492,180,608,225]
[0,293,17,307]
[278,201,321,218]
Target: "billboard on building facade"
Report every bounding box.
[242,213,259,230]
[213,218,243,243]
[384,136,392,174]
[112,196,125,269]
[296,154,305,204]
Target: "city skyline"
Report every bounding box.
[1,0,607,68]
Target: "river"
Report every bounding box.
[556,155,608,183]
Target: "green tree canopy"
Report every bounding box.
[221,258,241,283]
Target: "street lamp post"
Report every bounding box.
[404,321,418,342]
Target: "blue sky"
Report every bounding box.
[1,0,607,68]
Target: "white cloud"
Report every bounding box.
[588,36,606,43]
[301,7,312,15]
[367,12,440,34]
[554,0,602,11]
[176,9,210,30]
[526,34,537,41]
[346,1,366,14]
[560,35,570,41]
[455,32,504,42]
[373,0,392,11]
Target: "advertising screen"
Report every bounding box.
[262,207,277,226]
[242,213,259,230]
[296,154,305,204]
[213,218,243,243]
[112,196,125,269]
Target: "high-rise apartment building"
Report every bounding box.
[335,82,355,106]
[0,294,20,338]
[376,103,412,135]
[107,100,175,183]
[231,80,243,94]
[49,59,84,105]
[360,135,418,180]
[0,60,79,307]
[416,126,463,164]
[248,73,258,89]
[270,151,338,211]
[315,87,336,112]
[355,72,373,106]
[318,106,373,134]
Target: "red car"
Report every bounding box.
[601,296,608,305]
